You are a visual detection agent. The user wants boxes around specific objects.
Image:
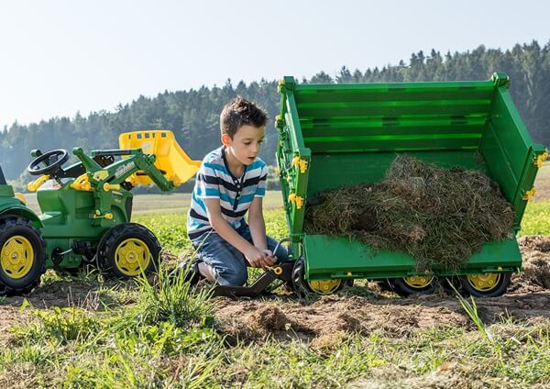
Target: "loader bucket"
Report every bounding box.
[119,130,201,186]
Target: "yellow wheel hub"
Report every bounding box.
[1,235,34,279]
[308,279,342,295]
[114,238,151,276]
[467,273,501,292]
[403,275,433,289]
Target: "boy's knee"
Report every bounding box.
[217,266,248,286]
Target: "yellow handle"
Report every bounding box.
[70,174,92,191]
[27,175,50,192]
[103,183,121,191]
[292,156,308,174]
[535,152,548,168]
[288,193,304,209]
[523,188,536,201]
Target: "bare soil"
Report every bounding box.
[214,235,550,345]
[1,236,549,348]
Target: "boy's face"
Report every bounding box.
[222,124,265,166]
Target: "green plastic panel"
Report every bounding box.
[303,234,521,280]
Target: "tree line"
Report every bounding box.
[1,40,548,188]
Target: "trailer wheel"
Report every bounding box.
[387,275,435,297]
[459,273,511,297]
[0,217,46,296]
[437,276,463,295]
[291,257,349,297]
[97,223,161,279]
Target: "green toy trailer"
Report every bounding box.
[0,130,199,296]
[274,73,547,298]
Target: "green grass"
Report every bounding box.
[520,201,550,235]
[2,291,550,387]
[1,194,548,387]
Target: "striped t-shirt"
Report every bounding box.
[186,146,268,240]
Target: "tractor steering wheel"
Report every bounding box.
[27,149,69,177]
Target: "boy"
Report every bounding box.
[185,96,288,286]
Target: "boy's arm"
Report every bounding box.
[248,196,268,251]
[203,198,271,268]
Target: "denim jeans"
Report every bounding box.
[189,223,288,286]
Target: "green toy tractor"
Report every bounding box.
[0,130,200,296]
[0,165,46,295]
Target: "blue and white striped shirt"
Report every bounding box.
[186,146,268,240]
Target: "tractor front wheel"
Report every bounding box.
[97,223,161,279]
[0,217,46,296]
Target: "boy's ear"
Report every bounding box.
[221,134,232,146]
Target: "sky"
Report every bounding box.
[0,0,548,130]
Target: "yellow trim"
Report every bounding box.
[70,174,92,191]
[114,238,151,276]
[103,183,121,191]
[93,170,109,181]
[292,156,308,173]
[275,114,282,128]
[1,235,34,279]
[467,273,501,292]
[534,152,548,168]
[288,193,304,209]
[308,279,342,295]
[403,275,433,289]
[27,175,50,192]
[14,193,27,205]
[523,188,536,201]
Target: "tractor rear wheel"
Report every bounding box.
[97,223,161,279]
[0,217,46,296]
[459,273,511,298]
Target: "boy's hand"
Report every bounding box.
[245,247,273,269]
[261,249,276,265]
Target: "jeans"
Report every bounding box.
[189,223,288,286]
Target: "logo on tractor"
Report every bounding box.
[115,162,136,179]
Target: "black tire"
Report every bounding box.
[97,223,161,279]
[387,276,436,297]
[459,273,511,298]
[0,217,47,296]
[291,256,348,298]
[437,276,464,295]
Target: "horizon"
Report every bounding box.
[0,0,548,129]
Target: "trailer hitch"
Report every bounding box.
[212,238,295,298]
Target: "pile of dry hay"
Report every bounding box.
[304,155,515,270]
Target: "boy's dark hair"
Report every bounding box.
[220,96,268,138]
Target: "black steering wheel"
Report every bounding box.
[27,149,69,176]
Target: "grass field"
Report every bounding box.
[1,165,548,387]
[0,202,549,387]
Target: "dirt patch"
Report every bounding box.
[214,235,550,344]
[512,235,550,292]
[214,295,474,344]
[214,290,550,345]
